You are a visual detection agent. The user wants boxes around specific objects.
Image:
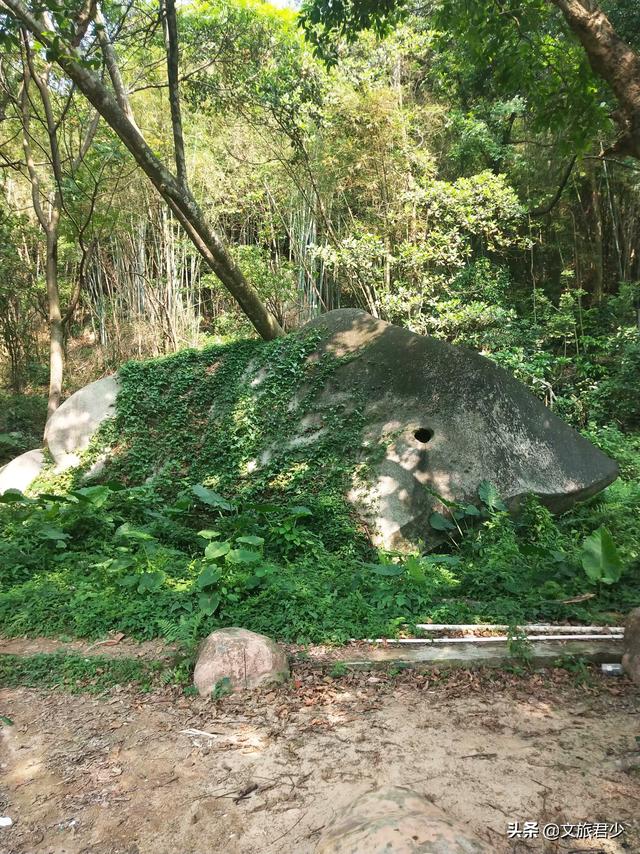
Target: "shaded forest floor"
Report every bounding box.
[1,660,639,854]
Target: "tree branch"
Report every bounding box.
[95,3,141,134]
[162,0,188,188]
[1,0,283,339]
[530,155,577,216]
[549,0,640,159]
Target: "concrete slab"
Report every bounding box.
[291,637,623,670]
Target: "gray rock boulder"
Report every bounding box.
[297,309,617,549]
[0,448,45,495]
[622,608,640,685]
[193,627,289,696]
[316,786,491,854]
[46,375,119,470]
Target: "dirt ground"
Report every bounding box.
[1,667,639,854]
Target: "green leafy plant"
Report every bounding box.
[388,662,412,676]
[212,676,233,699]
[1,318,639,651]
[195,519,272,616]
[554,654,593,686]
[581,526,623,585]
[192,484,235,512]
[428,480,505,542]
[506,625,533,670]
[329,661,349,678]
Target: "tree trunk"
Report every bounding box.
[589,172,604,302]
[2,0,284,340]
[551,0,640,159]
[163,0,188,188]
[45,229,64,422]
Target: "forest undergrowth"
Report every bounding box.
[1,289,639,647]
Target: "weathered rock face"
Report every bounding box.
[316,786,491,854]
[298,309,617,549]
[0,448,44,495]
[622,608,640,685]
[193,627,289,696]
[46,375,119,470]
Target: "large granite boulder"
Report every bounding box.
[46,375,119,470]
[316,787,490,854]
[193,627,289,696]
[622,608,640,686]
[0,448,44,495]
[294,310,617,548]
[38,312,617,552]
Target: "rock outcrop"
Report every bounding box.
[316,786,491,853]
[6,311,617,551]
[46,375,119,470]
[0,448,44,495]
[296,309,617,548]
[193,627,289,696]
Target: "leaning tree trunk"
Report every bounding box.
[2,0,284,341]
[551,0,640,159]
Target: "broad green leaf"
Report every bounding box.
[204,541,231,560]
[198,529,222,540]
[429,512,456,531]
[143,510,171,523]
[0,489,34,504]
[38,526,69,542]
[226,548,261,564]
[366,563,406,576]
[290,505,312,517]
[0,715,13,726]
[137,571,164,593]
[198,591,221,616]
[478,480,506,511]
[110,556,136,571]
[244,502,279,514]
[38,493,73,504]
[197,565,221,589]
[72,485,111,507]
[236,535,264,546]
[429,554,461,566]
[581,526,622,585]
[191,484,234,511]
[254,563,276,578]
[116,523,154,541]
[405,556,427,584]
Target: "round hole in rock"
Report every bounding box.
[414,428,434,444]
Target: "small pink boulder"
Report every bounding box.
[622,608,640,686]
[316,786,491,854]
[193,627,289,696]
